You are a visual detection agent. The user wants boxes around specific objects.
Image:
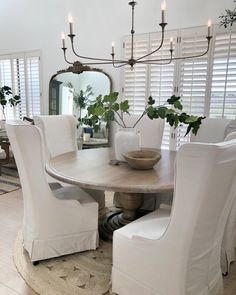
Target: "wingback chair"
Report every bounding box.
[6,121,98,263]
[221,130,236,275]
[34,115,105,209]
[190,118,231,143]
[112,141,236,295]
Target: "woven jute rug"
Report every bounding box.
[14,231,114,295]
[0,165,20,195]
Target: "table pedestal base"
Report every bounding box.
[99,192,144,240]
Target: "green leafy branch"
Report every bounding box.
[86,92,205,136]
[219,7,236,28]
[73,85,94,110]
[0,86,21,119]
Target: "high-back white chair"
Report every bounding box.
[190,118,231,143]
[34,115,105,209]
[112,141,236,295]
[6,121,98,263]
[190,119,236,274]
[221,130,236,274]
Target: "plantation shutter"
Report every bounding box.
[149,30,178,149]
[175,26,210,149]
[12,56,26,119]
[123,35,149,114]
[209,28,236,119]
[0,51,41,119]
[27,55,41,117]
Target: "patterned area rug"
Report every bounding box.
[14,231,114,295]
[0,165,21,195]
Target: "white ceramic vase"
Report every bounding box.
[115,128,141,162]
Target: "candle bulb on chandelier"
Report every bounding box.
[207,20,212,37]
[61,32,66,48]
[170,37,173,51]
[161,1,166,23]
[68,14,73,35]
[112,42,115,55]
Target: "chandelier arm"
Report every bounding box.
[136,23,167,62]
[111,53,130,68]
[62,48,74,65]
[69,36,126,63]
[136,37,211,63]
[136,60,172,65]
[136,49,173,65]
[81,61,124,65]
[112,60,129,68]
[171,43,210,61]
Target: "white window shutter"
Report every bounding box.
[123,35,149,114]
[27,56,41,117]
[122,25,236,150]
[13,57,26,119]
[0,51,41,119]
[210,27,236,119]
[176,26,210,149]
[149,30,178,149]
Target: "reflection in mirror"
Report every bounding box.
[49,64,112,148]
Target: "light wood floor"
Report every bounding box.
[0,189,236,295]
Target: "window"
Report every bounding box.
[0,51,41,119]
[210,31,236,119]
[123,25,236,150]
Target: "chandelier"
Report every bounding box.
[61,1,212,69]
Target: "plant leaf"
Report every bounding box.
[120,100,130,113]
[148,96,155,105]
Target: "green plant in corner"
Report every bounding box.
[0,86,21,120]
[219,2,236,28]
[86,92,205,136]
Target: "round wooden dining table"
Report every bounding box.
[46,147,176,239]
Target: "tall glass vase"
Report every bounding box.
[114,128,141,161]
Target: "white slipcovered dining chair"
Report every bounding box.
[189,119,236,275]
[221,131,236,275]
[190,118,231,143]
[112,141,236,295]
[34,115,105,209]
[6,121,98,263]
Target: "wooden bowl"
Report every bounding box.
[123,150,161,170]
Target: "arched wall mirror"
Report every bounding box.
[49,61,112,148]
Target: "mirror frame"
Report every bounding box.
[49,61,112,114]
[48,61,113,146]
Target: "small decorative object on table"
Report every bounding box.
[124,150,161,170]
[115,128,140,161]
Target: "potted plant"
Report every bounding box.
[0,86,21,128]
[86,92,205,160]
[67,83,95,137]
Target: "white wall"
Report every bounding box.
[0,0,232,114]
